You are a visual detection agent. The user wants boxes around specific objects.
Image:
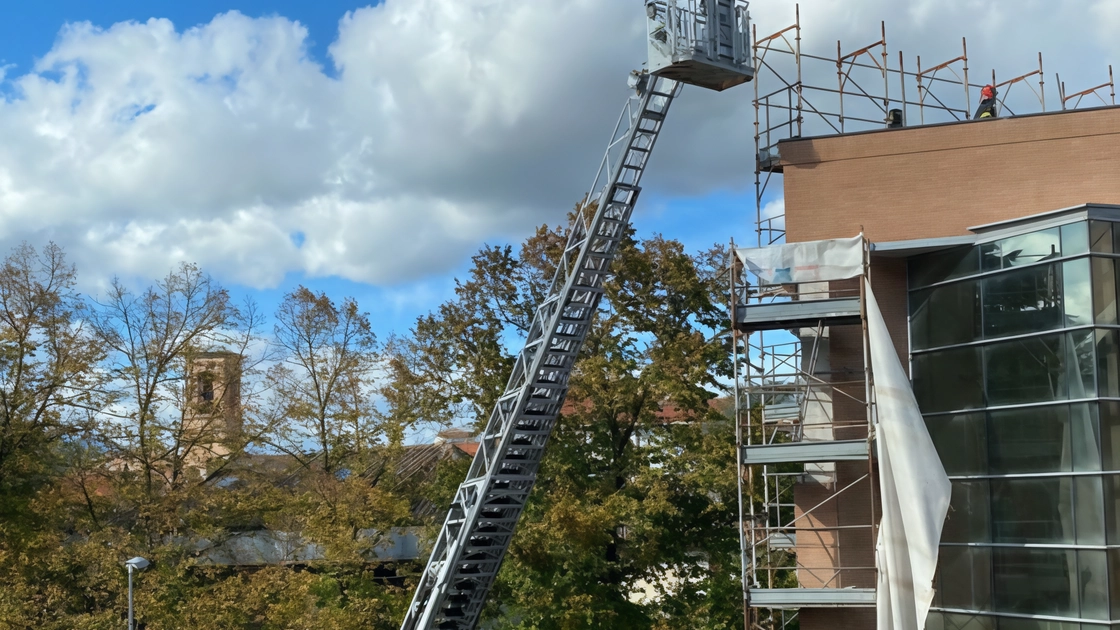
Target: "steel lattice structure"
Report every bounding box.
[399,76,682,630]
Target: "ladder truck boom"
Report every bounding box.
[400,3,754,629]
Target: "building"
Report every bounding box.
[737,104,1120,630]
[182,351,243,470]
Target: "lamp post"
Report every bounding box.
[124,557,149,630]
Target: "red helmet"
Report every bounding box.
[981,84,996,101]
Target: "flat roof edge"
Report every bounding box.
[871,235,975,257]
[775,103,1120,146]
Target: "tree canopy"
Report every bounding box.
[0,227,743,629]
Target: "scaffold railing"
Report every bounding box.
[750,3,1113,247]
[731,243,877,629]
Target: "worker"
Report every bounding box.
[975,84,999,119]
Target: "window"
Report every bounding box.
[1103,475,1120,544]
[981,263,1062,339]
[913,347,983,413]
[992,548,1078,617]
[911,280,981,350]
[909,245,981,289]
[984,334,1065,406]
[925,612,995,630]
[942,480,990,543]
[1092,257,1118,325]
[926,413,986,475]
[990,477,1075,544]
[1063,258,1093,327]
[198,372,216,405]
[1079,550,1110,620]
[1101,402,1120,471]
[1061,221,1090,257]
[982,228,1062,272]
[1096,331,1120,398]
[1071,403,1102,472]
[987,406,1070,474]
[1076,475,1106,545]
[1091,221,1114,253]
[938,546,991,611]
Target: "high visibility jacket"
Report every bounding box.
[975,98,998,119]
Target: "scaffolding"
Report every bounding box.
[734,6,1119,630]
[750,5,1115,248]
[731,240,877,630]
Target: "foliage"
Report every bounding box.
[388,218,742,629]
[0,221,744,629]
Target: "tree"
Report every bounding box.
[387,219,742,628]
[0,242,104,495]
[88,263,260,523]
[268,286,382,474]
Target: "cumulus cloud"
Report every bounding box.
[0,1,1114,288]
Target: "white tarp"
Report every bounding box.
[867,281,951,630]
[735,235,863,285]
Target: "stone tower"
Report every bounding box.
[183,351,242,470]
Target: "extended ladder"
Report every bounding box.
[400,3,754,627]
[399,76,681,630]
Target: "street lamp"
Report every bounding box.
[124,557,149,630]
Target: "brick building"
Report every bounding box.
[737,105,1120,630]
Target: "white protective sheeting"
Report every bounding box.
[867,281,951,630]
[735,235,863,285]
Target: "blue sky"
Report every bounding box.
[0,0,763,340]
[0,0,1115,342]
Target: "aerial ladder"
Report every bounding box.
[400,3,754,628]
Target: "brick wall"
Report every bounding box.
[781,107,1120,244]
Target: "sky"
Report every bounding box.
[0,0,1118,339]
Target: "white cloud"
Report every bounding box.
[0,1,1114,288]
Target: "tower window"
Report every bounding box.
[199,372,215,403]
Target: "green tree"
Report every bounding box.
[267,286,382,474]
[0,242,105,492]
[389,219,741,629]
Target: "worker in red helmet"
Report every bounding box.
[975,84,999,119]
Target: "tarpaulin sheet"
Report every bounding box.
[735,235,863,285]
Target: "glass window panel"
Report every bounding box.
[926,613,994,630]
[913,347,984,413]
[1101,402,1120,471]
[1092,257,1118,324]
[1091,220,1114,253]
[1072,404,1102,472]
[983,228,1062,271]
[1076,475,1106,545]
[992,547,1078,617]
[988,405,1070,474]
[1062,221,1090,257]
[982,264,1062,339]
[984,334,1065,406]
[1109,548,1120,619]
[1078,550,1110,620]
[1103,475,1120,544]
[911,280,981,350]
[942,480,990,543]
[991,477,1075,543]
[1095,331,1120,398]
[1063,258,1093,327]
[997,620,1081,630]
[938,546,991,611]
[910,245,981,288]
[1069,330,1097,397]
[927,413,986,475]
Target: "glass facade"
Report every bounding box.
[910,218,1120,629]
